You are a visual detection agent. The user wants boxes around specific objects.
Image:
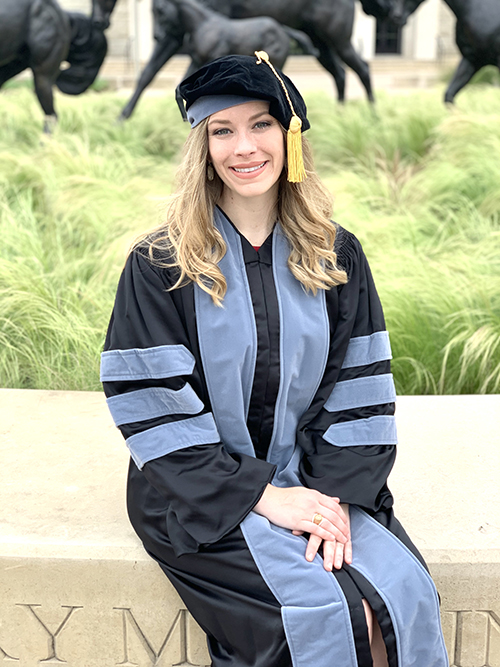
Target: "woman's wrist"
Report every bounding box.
[253,483,276,516]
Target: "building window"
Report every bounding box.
[375,18,402,54]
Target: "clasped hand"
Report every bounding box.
[253,485,352,571]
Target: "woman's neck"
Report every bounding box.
[218,189,278,246]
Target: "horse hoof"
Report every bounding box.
[43,115,57,134]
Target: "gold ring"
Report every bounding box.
[312,513,323,525]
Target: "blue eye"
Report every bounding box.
[255,121,271,129]
[212,128,231,136]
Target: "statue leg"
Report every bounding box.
[119,37,183,121]
[27,0,70,132]
[444,57,477,104]
[334,41,374,103]
[312,38,346,103]
[31,45,67,132]
[31,69,57,132]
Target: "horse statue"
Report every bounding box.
[169,0,318,117]
[390,0,500,103]
[0,0,70,132]
[0,0,116,131]
[119,0,375,121]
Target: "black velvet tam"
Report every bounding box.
[177,54,310,132]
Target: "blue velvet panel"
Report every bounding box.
[267,226,330,487]
[100,344,195,382]
[126,412,220,469]
[241,513,358,667]
[242,507,448,667]
[282,602,357,667]
[323,415,397,447]
[106,384,204,426]
[349,506,449,666]
[341,331,392,369]
[324,373,396,413]
[194,208,258,459]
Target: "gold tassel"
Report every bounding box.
[287,115,306,183]
[255,51,306,183]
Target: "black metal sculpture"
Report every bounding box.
[0,0,70,132]
[359,0,393,18]
[56,13,108,95]
[170,0,318,118]
[0,0,116,130]
[120,0,374,121]
[390,0,500,103]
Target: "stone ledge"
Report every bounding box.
[1,389,499,665]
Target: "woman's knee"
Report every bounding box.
[362,598,374,643]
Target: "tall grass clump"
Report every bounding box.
[0,83,499,393]
[0,88,187,390]
[320,86,500,394]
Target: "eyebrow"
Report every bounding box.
[208,110,270,126]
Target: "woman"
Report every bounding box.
[101,53,448,667]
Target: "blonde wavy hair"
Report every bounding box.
[136,118,347,305]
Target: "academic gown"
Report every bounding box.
[101,207,448,667]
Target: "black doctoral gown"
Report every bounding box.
[101,208,448,667]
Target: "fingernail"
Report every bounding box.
[307,554,313,561]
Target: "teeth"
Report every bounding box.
[233,162,266,173]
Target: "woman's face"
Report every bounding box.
[207,100,285,204]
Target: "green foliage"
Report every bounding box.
[0,85,499,393]
[440,64,500,87]
[89,77,111,92]
[469,66,500,87]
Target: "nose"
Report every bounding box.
[234,130,257,156]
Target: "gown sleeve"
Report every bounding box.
[101,250,276,555]
[298,230,397,514]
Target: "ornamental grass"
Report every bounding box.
[0,85,499,393]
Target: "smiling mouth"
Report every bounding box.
[231,161,267,173]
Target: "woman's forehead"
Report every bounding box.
[208,100,271,123]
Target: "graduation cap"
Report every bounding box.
[176,52,309,183]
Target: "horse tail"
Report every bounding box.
[281,26,319,58]
[56,12,108,95]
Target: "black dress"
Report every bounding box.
[101,208,448,667]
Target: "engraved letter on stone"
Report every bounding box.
[114,607,205,666]
[17,604,82,663]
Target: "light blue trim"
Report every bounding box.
[282,602,355,667]
[126,412,220,470]
[267,225,330,487]
[324,373,396,413]
[100,345,195,382]
[241,513,358,667]
[194,208,257,459]
[349,506,449,666]
[341,331,392,369]
[323,415,397,447]
[188,95,258,127]
[106,384,204,426]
